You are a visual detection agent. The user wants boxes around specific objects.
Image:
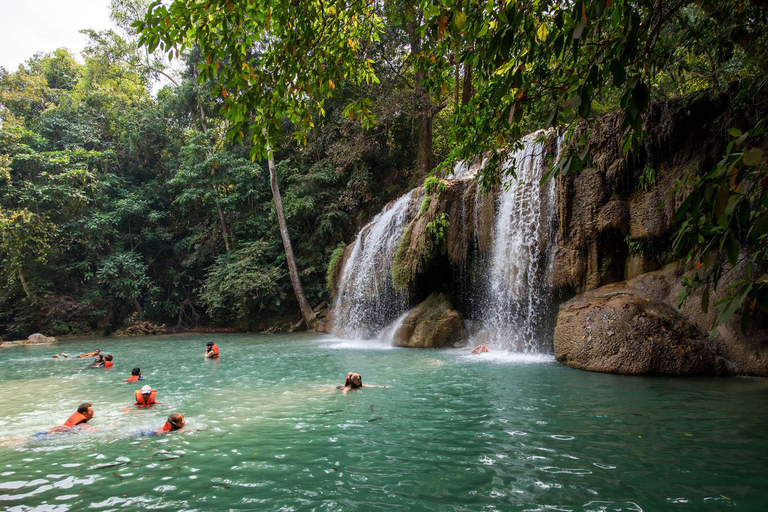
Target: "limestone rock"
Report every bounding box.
[597,200,629,231]
[554,284,727,375]
[392,292,467,348]
[27,333,57,344]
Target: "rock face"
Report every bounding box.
[554,283,728,375]
[392,293,467,348]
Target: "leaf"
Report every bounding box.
[750,213,768,240]
[726,234,739,267]
[562,96,582,109]
[702,286,709,314]
[727,128,742,137]
[572,19,586,39]
[742,148,763,167]
[537,23,549,42]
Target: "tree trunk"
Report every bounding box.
[266,141,316,327]
[18,268,32,299]
[407,10,434,176]
[462,62,473,106]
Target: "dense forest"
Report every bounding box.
[1,0,766,339]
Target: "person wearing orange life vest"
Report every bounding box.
[125,367,144,382]
[157,413,185,434]
[205,341,219,359]
[134,385,157,407]
[48,403,94,433]
[104,354,114,368]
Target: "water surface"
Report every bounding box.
[0,333,766,511]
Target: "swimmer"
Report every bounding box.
[51,353,69,358]
[471,345,489,354]
[136,413,186,437]
[78,348,100,358]
[205,341,219,359]
[90,354,105,368]
[337,372,387,395]
[159,413,185,433]
[125,367,144,382]
[104,354,114,368]
[48,403,94,433]
[134,385,157,408]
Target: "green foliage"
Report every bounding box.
[423,176,447,196]
[673,120,768,330]
[199,242,287,326]
[638,164,657,191]
[417,0,768,180]
[326,242,347,296]
[136,0,384,157]
[427,212,449,247]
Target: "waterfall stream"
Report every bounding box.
[472,133,558,352]
[332,190,418,338]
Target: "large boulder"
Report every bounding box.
[1,333,57,348]
[554,283,729,375]
[392,292,467,348]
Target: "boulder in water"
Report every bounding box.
[554,282,729,375]
[392,293,467,348]
[0,333,57,348]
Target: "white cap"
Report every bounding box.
[140,385,152,394]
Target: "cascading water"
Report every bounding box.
[332,190,418,339]
[472,132,559,352]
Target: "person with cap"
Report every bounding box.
[125,367,144,382]
[134,385,158,408]
[205,341,220,359]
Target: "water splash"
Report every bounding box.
[332,191,417,338]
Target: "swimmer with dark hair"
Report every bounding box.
[78,349,100,358]
[337,372,387,395]
[104,354,114,368]
[205,341,219,359]
[90,354,105,368]
[48,403,94,433]
[125,367,144,382]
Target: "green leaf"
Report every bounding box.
[726,234,739,267]
[742,148,763,167]
[727,128,742,137]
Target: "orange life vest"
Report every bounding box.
[160,420,173,432]
[63,411,88,428]
[125,375,140,382]
[104,361,114,368]
[134,389,157,407]
[210,344,219,358]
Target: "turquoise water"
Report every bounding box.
[0,333,766,511]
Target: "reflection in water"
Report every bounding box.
[0,334,766,511]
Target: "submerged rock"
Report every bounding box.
[554,281,729,376]
[392,293,467,348]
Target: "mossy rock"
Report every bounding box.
[392,292,467,348]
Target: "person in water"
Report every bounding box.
[90,354,105,368]
[78,349,100,358]
[134,385,157,408]
[338,372,386,395]
[49,403,94,433]
[104,354,114,368]
[159,413,185,433]
[205,341,219,359]
[471,345,489,354]
[125,367,144,382]
[51,352,69,358]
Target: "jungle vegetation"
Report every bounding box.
[1,0,766,338]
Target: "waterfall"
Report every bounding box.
[472,132,559,352]
[332,190,418,339]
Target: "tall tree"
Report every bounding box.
[137,0,383,327]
